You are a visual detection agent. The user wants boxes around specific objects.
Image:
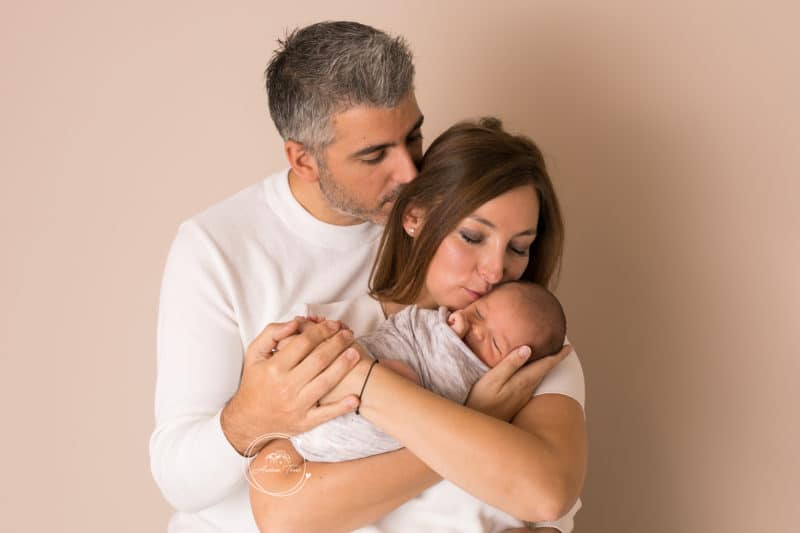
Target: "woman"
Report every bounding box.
[251,118,587,532]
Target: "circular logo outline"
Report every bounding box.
[243,433,311,497]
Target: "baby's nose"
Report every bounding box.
[471,323,484,341]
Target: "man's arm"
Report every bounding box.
[150,222,360,511]
[150,221,253,510]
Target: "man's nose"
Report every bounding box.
[392,147,418,184]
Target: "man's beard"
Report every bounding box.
[317,164,401,224]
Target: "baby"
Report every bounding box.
[288,280,567,462]
[447,280,566,369]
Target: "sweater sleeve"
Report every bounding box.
[149,221,248,512]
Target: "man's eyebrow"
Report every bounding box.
[467,215,537,236]
[349,114,425,159]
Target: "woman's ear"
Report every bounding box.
[402,205,426,237]
[284,140,321,183]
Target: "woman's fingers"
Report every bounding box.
[465,344,571,421]
[485,345,533,386]
[464,345,531,419]
[508,344,571,391]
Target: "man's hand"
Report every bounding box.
[274,314,324,351]
[465,345,571,421]
[221,318,362,455]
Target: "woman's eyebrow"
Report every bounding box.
[467,215,537,236]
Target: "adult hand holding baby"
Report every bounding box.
[221,317,362,455]
[465,344,572,421]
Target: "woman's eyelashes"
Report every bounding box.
[509,244,529,256]
[459,230,482,244]
[459,229,530,256]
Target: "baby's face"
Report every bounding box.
[448,286,538,367]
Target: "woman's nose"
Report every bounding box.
[478,252,504,285]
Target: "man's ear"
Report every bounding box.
[402,205,427,236]
[284,140,320,183]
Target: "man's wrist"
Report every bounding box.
[221,396,260,456]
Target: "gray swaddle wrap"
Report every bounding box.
[290,305,490,462]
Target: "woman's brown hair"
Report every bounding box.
[370,117,564,304]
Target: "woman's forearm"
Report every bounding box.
[251,443,440,532]
[355,362,585,522]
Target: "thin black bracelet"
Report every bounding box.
[356,359,379,415]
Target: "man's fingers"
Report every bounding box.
[301,346,365,404]
[293,328,356,383]
[306,396,360,428]
[271,320,344,371]
[246,319,302,362]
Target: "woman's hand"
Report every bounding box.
[465,344,572,421]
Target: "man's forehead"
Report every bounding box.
[328,94,422,146]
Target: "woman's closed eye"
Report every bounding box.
[508,244,529,256]
[459,230,482,244]
[460,230,531,257]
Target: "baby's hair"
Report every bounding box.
[497,280,566,358]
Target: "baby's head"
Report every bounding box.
[447,281,566,367]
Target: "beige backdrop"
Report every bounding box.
[2,1,798,532]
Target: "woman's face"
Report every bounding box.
[418,185,540,310]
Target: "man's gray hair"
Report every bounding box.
[265,21,415,156]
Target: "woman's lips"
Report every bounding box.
[464,288,485,301]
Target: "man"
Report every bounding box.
[150,21,428,532]
[151,21,579,533]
